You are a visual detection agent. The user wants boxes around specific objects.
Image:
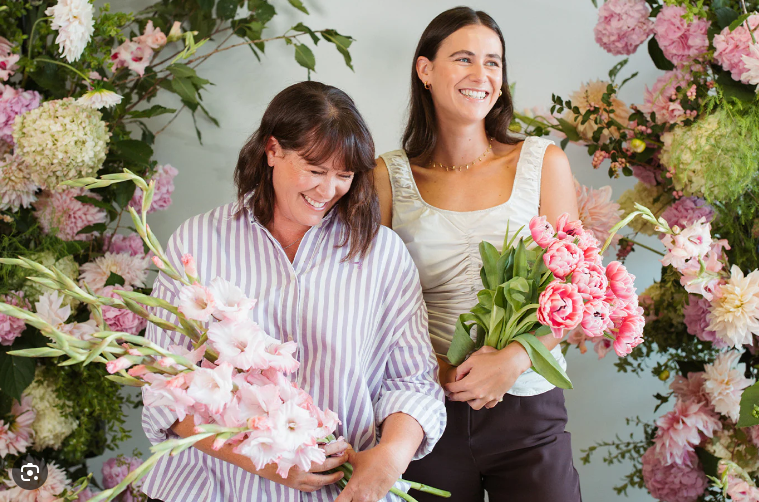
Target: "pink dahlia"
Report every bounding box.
[0,84,42,145]
[654,398,721,465]
[99,285,148,335]
[537,281,584,338]
[0,291,28,346]
[0,395,35,456]
[653,6,710,66]
[543,240,583,279]
[102,455,144,502]
[3,460,71,501]
[661,196,714,231]
[639,70,692,124]
[129,164,179,213]
[594,0,654,56]
[641,447,707,502]
[0,154,39,212]
[0,37,20,81]
[79,252,150,291]
[713,14,759,82]
[33,187,108,241]
[683,295,727,348]
[103,232,146,256]
[703,350,752,422]
[670,372,707,404]
[575,180,622,248]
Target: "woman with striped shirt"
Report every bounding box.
[140,81,446,502]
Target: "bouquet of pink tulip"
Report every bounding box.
[447,205,659,389]
[0,171,449,502]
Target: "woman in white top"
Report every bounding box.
[374,7,582,502]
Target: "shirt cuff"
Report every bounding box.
[374,389,446,460]
[141,394,180,445]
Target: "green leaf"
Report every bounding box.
[76,223,107,235]
[714,6,740,29]
[607,58,628,83]
[322,29,354,70]
[113,139,154,166]
[74,195,117,216]
[728,13,751,32]
[104,272,126,287]
[737,381,759,427]
[249,0,276,24]
[715,68,757,103]
[171,77,198,103]
[479,241,500,289]
[555,117,582,142]
[294,43,316,71]
[128,105,177,119]
[513,239,528,278]
[167,63,197,78]
[288,0,309,14]
[0,348,36,401]
[216,0,239,19]
[476,289,494,310]
[514,334,573,389]
[292,22,320,44]
[695,447,720,478]
[648,38,675,71]
[233,19,264,43]
[113,179,137,209]
[198,0,215,11]
[447,318,476,365]
[504,276,530,312]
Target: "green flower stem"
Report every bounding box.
[601,211,642,254]
[625,239,665,257]
[27,17,52,60]
[399,479,451,498]
[35,57,91,84]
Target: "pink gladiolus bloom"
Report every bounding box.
[571,261,608,301]
[236,434,281,471]
[529,215,555,248]
[143,372,195,421]
[605,261,636,301]
[187,362,235,414]
[269,400,320,453]
[207,319,270,371]
[264,341,300,373]
[543,240,583,279]
[581,300,613,338]
[209,276,256,322]
[654,398,721,466]
[178,282,215,321]
[111,40,153,76]
[106,356,134,374]
[181,253,198,277]
[134,20,167,49]
[641,447,707,502]
[661,218,713,271]
[128,364,148,377]
[537,281,584,338]
[277,442,326,478]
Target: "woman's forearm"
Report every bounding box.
[378,412,425,473]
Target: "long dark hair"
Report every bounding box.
[402,7,520,162]
[234,81,379,261]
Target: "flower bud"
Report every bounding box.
[630,138,646,153]
[152,255,165,270]
[167,21,183,43]
[181,253,198,278]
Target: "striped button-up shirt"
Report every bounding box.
[140,202,446,502]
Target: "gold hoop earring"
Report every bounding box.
[499,89,503,97]
[424,81,430,90]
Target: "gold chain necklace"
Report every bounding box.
[429,139,493,172]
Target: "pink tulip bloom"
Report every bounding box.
[529,215,555,248]
[537,281,584,338]
[605,261,636,301]
[613,313,645,356]
[571,261,608,301]
[581,300,613,338]
[178,282,215,321]
[543,240,583,279]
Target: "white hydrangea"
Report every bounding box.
[12,98,109,190]
[24,367,79,451]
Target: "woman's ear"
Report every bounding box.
[416,56,433,87]
[265,136,281,167]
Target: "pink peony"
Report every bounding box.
[33,187,108,241]
[713,14,759,82]
[605,261,637,301]
[0,84,42,145]
[99,285,148,335]
[529,215,555,248]
[594,0,654,56]
[670,372,707,404]
[639,70,692,124]
[653,6,710,66]
[543,240,583,279]
[178,282,215,321]
[103,232,146,256]
[0,395,35,457]
[537,281,584,338]
[102,455,144,502]
[661,196,714,231]
[571,261,608,301]
[581,299,613,338]
[111,40,153,76]
[575,180,622,248]
[129,164,178,213]
[0,37,19,81]
[641,447,707,502]
[683,295,727,348]
[0,291,28,346]
[654,398,721,466]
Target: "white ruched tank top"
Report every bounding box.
[380,136,567,397]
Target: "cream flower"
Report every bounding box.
[24,367,78,450]
[77,88,123,109]
[564,80,631,143]
[707,265,759,347]
[0,154,38,212]
[703,351,753,422]
[78,252,150,291]
[45,0,95,62]
[575,179,622,247]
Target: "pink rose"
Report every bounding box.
[571,261,608,300]
[581,299,613,338]
[537,281,584,338]
[605,261,636,301]
[543,240,583,279]
[529,215,555,248]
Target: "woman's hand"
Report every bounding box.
[445,344,532,410]
[268,438,351,492]
[335,443,406,502]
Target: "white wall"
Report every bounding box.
[90,2,670,500]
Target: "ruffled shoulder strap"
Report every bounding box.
[512,136,554,210]
[379,149,421,206]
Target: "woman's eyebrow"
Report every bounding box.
[448,49,501,59]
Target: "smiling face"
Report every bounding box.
[266,136,354,231]
[417,24,504,125]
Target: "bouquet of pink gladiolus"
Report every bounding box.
[447,206,659,389]
[0,171,449,502]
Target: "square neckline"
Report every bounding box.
[400,137,531,216]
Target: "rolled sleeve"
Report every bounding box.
[375,300,446,460]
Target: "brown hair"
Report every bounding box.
[234,81,379,261]
[402,6,520,162]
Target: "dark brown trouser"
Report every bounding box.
[405,388,582,502]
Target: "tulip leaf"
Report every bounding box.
[479,241,500,290]
[447,318,476,365]
[513,334,573,389]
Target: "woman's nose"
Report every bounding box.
[315,176,337,200]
